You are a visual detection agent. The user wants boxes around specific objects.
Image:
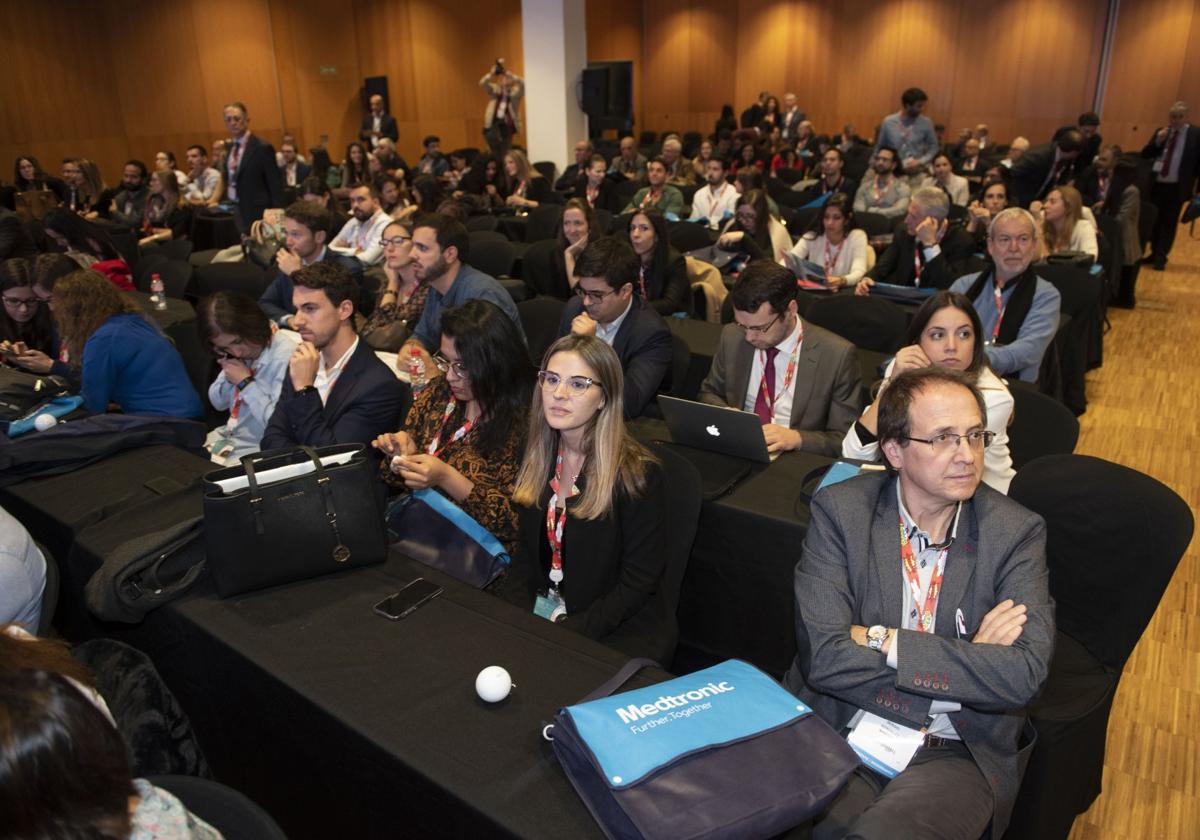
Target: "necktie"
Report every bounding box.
[753,347,780,425]
[1161,129,1179,178]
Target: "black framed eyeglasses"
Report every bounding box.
[575,286,617,303]
[380,235,412,247]
[2,296,40,309]
[734,313,781,334]
[903,430,995,453]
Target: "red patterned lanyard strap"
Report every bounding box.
[545,447,582,588]
[757,320,804,418]
[898,516,947,633]
[426,398,474,457]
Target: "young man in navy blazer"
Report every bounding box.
[262,261,409,454]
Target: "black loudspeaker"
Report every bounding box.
[582,68,608,115]
[363,76,389,112]
[582,62,632,120]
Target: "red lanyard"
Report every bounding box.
[823,237,844,276]
[757,321,803,418]
[426,398,474,457]
[229,365,255,423]
[871,175,893,204]
[991,284,1006,342]
[912,248,924,284]
[587,184,599,205]
[899,516,947,633]
[545,447,582,588]
[640,189,661,209]
[638,264,648,299]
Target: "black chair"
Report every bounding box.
[767,177,804,209]
[1005,382,1079,470]
[147,775,288,840]
[679,183,699,209]
[107,227,139,268]
[594,208,614,235]
[466,214,499,233]
[644,443,702,667]
[612,180,641,213]
[668,222,714,253]
[520,239,561,298]
[533,160,556,183]
[464,237,515,279]
[191,261,273,299]
[790,207,823,237]
[524,204,564,243]
[468,229,508,245]
[133,252,169,293]
[155,260,193,299]
[681,131,703,157]
[805,294,908,353]
[34,541,58,636]
[855,212,897,238]
[1005,455,1194,840]
[155,238,194,263]
[516,296,566,364]
[639,332,691,419]
[1034,262,1104,414]
[638,130,657,148]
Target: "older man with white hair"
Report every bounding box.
[856,187,974,295]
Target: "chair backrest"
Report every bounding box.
[681,131,703,157]
[533,160,556,183]
[146,775,288,840]
[466,213,499,233]
[525,204,564,243]
[1006,382,1079,470]
[664,330,691,398]
[133,253,170,293]
[156,238,194,263]
[34,541,58,636]
[790,207,823,237]
[612,180,641,212]
[464,237,515,278]
[157,260,193,299]
[805,294,908,353]
[767,177,803,209]
[191,260,274,299]
[594,207,614,235]
[638,130,657,147]
[647,443,702,645]
[520,239,561,297]
[668,221,714,253]
[107,227,139,269]
[855,212,897,238]
[1032,263,1097,320]
[468,229,508,244]
[1009,454,1193,669]
[517,296,566,365]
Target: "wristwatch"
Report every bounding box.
[866,625,889,652]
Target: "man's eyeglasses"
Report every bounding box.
[538,370,599,396]
[903,430,996,453]
[2,297,40,310]
[734,313,781,334]
[992,234,1034,248]
[574,286,617,303]
[380,235,412,247]
[433,353,468,378]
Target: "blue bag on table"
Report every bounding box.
[387,487,510,588]
[545,658,859,840]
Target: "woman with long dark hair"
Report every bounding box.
[138,169,190,247]
[336,142,371,198]
[52,270,201,417]
[0,254,78,379]
[716,188,793,264]
[373,298,534,552]
[625,209,688,314]
[842,290,1015,492]
[505,334,671,659]
[12,155,68,202]
[787,192,870,291]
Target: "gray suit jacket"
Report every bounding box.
[783,471,1054,838]
[697,320,862,456]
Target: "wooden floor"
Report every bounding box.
[1066,224,1200,840]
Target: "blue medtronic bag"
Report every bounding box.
[545,658,859,839]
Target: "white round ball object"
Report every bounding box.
[475,666,513,703]
[33,413,57,432]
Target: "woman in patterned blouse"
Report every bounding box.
[373,299,534,551]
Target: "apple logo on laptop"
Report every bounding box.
[705,424,721,437]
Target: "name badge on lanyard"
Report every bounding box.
[847,712,926,778]
[538,447,582,623]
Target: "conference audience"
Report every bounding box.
[138,169,189,247]
[1095,160,1143,306]
[787,193,870,291]
[199,291,300,462]
[416,135,449,179]
[699,260,860,455]
[1036,186,1099,260]
[557,236,671,418]
[856,187,974,295]
[770,144,805,177]
[329,183,391,267]
[12,155,67,203]
[623,158,684,216]
[951,207,1062,382]
[502,149,552,210]
[717,189,792,265]
[183,144,222,207]
[298,175,348,234]
[261,260,410,452]
[259,200,362,328]
[729,141,765,177]
[542,198,600,299]
[0,254,77,380]
[853,146,911,218]
[625,209,689,314]
[409,174,447,217]
[52,270,201,417]
[691,138,716,179]
[375,299,533,552]
[42,209,133,290]
[954,136,987,181]
[842,290,1015,493]
[689,157,738,227]
[999,136,1030,170]
[360,218,428,348]
[360,93,398,149]
[504,333,673,660]
[278,140,311,188]
[1056,111,1103,172]
[154,151,188,187]
[932,152,970,206]
[377,173,413,219]
[965,177,1010,249]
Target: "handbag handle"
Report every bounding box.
[237,446,334,540]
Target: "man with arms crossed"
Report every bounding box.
[786,367,1054,839]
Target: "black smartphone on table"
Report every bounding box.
[374,578,443,621]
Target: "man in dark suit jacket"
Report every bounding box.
[259,201,363,328]
[277,141,311,189]
[857,187,975,295]
[1054,111,1102,173]
[699,260,861,456]
[555,140,593,192]
[0,207,37,260]
[1008,131,1082,208]
[222,102,285,233]
[556,237,671,419]
[785,367,1053,839]
[1140,101,1200,269]
[360,94,399,149]
[262,260,409,453]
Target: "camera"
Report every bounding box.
[493,58,505,75]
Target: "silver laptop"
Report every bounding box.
[657,396,771,463]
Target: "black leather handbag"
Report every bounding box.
[202,444,387,598]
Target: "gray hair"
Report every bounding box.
[988,207,1037,239]
[1170,101,1189,116]
[662,138,682,152]
[911,187,950,221]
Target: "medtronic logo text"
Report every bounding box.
[615,681,735,724]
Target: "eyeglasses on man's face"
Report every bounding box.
[734,313,781,334]
[903,430,995,453]
[575,285,617,303]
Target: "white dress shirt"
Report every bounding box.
[741,316,804,425]
[330,209,391,266]
[689,183,738,227]
[314,337,359,405]
[595,297,633,346]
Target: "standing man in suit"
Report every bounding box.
[1008,130,1082,208]
[262,260,409,454]
[700,260,861,456]
[856,187,975,296]
[222,101,284,233]
[480,60,524,155]
[360,94,399,151]
[277,141,311,189]
[780,93,805,143]
[1141,101,1200,271]
[785,366,1053,839]
[557,237,672,419]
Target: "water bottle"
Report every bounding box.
[408,345,427,394]
[149,273,167,310]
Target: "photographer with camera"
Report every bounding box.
[479,59,524,155]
